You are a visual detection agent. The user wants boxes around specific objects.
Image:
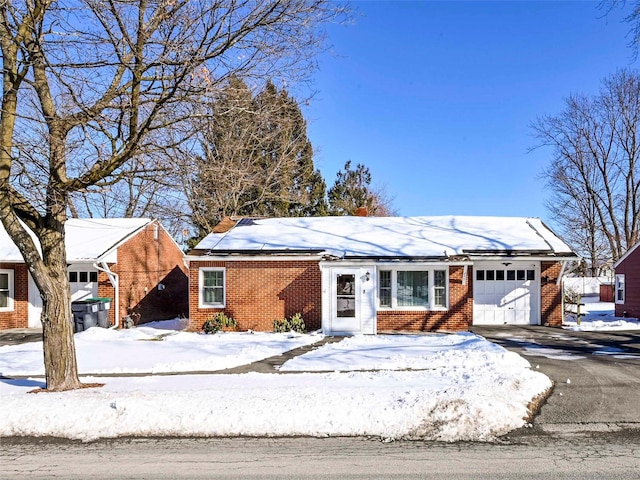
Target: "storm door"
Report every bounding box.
[331,269,361,333]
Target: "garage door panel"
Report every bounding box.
[473,263,539,326]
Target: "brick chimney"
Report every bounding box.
[355,207,368,217]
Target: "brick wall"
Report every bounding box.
[0,263,29,329]
[108,221,188,326]
[377,266,472,332]
[615,249,640,318]
[188,259,322,332]
[540,261,563,327]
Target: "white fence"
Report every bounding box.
[563,276,612,296]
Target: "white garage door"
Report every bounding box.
[473,262,539,325]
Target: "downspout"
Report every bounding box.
[94,261,120,329]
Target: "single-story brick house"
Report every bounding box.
[187,215,577,334]
[613,240,640,318]
[0,218,188,330]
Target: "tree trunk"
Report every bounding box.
[34,224,82,391]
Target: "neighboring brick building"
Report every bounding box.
[187,215,576,334]
[614,241,640,319]
[0,218,188,330]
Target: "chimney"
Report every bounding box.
[355,207,368,217]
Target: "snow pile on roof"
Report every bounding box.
[0,325,550,442]
[195,215,574,258]
[0,218,151,262]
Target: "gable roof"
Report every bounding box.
[614,239,640,269]
[192,215,576,259]
[0,218,152,262]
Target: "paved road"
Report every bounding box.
[2,433,640,479]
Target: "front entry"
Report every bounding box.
[324,266,376,335]
[331,269,361,334]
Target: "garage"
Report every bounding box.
[472,261,540,325]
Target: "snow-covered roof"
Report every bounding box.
[0,218,152,262]
[193,215,576,259]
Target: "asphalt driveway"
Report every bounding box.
[472,325,640,439]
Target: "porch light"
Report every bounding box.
[365,271,371,282]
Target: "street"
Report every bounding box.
[2,432,640,479]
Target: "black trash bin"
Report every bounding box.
[85,298,112,328]
[71,299,100,332]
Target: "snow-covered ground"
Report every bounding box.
[0,321,551,442]
[563,301,640,331]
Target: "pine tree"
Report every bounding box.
[189,78,327,237]
[328,161,378,216]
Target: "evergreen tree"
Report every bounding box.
[328,161,379,216]
[189,78,327,237]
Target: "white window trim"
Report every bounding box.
[615,274,625,304]
[199,267,226,308]
[0,269,15,312]
[377,267,449,311]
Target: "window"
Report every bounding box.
[434,270,447,307]
[378,268,447,310]
[69,270,98,283]
[379,270,392,307]
[200,268,225,307]
[397,271,429,306]
[615,274,625,304]
[475,269,535,282]
[0,270,14,311]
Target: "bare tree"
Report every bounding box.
[0,0,344,391]
[533,69,640,269]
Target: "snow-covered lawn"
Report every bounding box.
[563,301,640,331]
[0,318,322,376]
[0,322,551,442]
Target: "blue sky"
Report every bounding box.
[304,1,634,222]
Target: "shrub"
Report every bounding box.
[202,312,237,334]
[563,286,581,306]
[273,313,306,333]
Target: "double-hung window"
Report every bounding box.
[615,274,625,304]
[378,268,448,310]
[0,269,14,311]
[200,268,225,308]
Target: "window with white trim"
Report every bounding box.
[378,268,448,310]
[199,268,225,307]
[615,274,625,304]
[0,269,14,311]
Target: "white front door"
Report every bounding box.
[330,269,361,334]
[473,262,539,325]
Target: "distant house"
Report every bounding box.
[0,218,188,330]
[186,215,576,334]
[613,241,640,318]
